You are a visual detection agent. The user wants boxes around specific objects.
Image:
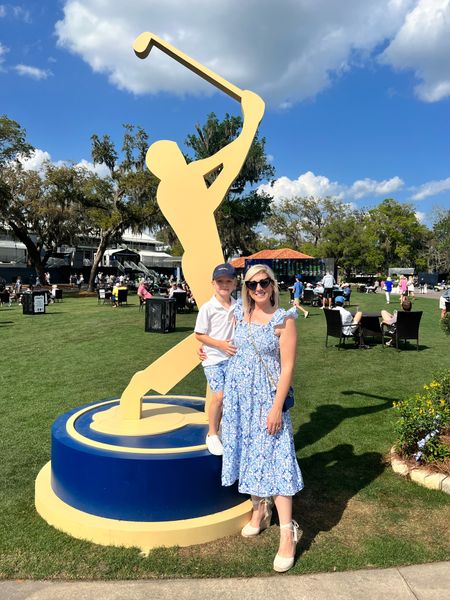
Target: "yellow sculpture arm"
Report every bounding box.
[192,91,265,204]
[134,32,265,208]
[133,32,243,101]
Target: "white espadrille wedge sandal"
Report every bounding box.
[273,520,299,572]
[241,497,273,538]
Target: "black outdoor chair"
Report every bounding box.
[324,309,361,349]
[311,293,322,307]
[97,288,112,304]
[173,291,190,312]
[53,288,63,302]
[360,314,382,344]
[446,301,450,314]
[382,311,423,351]
[117,288,128,306]
[302,289,314,305]
[358,285,366,293]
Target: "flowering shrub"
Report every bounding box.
[393,370,450,465]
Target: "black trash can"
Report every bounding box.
[145,298,176,333]
[22,291,46,314]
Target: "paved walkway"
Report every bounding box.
[1,562,449,599]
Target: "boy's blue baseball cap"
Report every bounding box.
[295,274,302,279]
[335,295,345,303]
[212,263,236,280]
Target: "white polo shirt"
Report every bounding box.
[195,295,236,366]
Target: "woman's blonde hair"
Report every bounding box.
[242,264,279,314]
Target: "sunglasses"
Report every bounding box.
[245,277,273,291]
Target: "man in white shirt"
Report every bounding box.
[321,271,336,309]
[332,295,363,337]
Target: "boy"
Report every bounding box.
[195,263,237,455]
[292,274,309,319]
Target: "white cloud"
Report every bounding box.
[75,158,110,178]
[0,5,31,22]
[380,0,450,102]
[258,171,404,203]
[12,5,31,23]
[14,64,52,79]
[258,171,344,202]
[19,149,52,173]
[18,150,111,179]
[0,42,8,68]
[415,211,426,222]
[55,0,417,106]
[411,177,450,200]
[348,176,404,199]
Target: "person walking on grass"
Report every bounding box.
[194,263,238,455]
[292,274,309,319]
[384,276,393,304]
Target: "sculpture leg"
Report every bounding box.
[120,333,201,420]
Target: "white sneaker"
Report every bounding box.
[206,434,223,456]
[304,311,309,319]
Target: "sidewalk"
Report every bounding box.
[1,561,449,599]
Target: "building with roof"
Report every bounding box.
[230,248,334,283]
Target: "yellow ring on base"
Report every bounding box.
[35,462,252,552]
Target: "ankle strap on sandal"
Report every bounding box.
[280,520,299,542]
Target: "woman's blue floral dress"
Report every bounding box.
[221,301,304,497]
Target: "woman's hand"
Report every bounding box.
[218,339,237,356]
[267,406,282,435]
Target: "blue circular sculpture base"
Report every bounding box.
[35,396,251,550]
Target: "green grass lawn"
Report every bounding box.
[0,291,449,579]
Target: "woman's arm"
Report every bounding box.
[191,90,265,203]
[266,317,297,434]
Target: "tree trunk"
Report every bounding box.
[87,226,119,291]
[8,221,46,283]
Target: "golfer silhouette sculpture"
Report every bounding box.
[120,33,265,420]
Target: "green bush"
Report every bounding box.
[441,312,450,336]
[393,370,450,465]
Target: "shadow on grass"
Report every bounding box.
[296,398,392,450]
[294,444,385,555]
[0,320,14,326]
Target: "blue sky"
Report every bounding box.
[1,0,450,227]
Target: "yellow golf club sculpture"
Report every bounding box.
[35,32,265,552]
[120,32,265,421]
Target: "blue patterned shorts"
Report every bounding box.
[203,360,229,392]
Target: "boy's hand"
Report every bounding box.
[219,339,237,356]
[197,345,207,361]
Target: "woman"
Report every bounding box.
[221,264,303,572]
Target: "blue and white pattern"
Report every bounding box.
[203,360,228,392]
[221,301,304,497]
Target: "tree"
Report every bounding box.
[0,115,34,165]
[427,209,450,273]
[181,112,274,259]
[319,210,372,279]
[0,162,93,281]
[86,124,160,290]
[265,196,349,252]
[364,199,430,272]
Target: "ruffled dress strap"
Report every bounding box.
[271,306,298,327]
[233,299,244,322]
